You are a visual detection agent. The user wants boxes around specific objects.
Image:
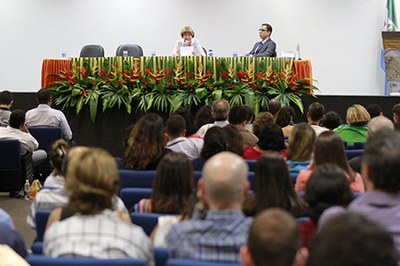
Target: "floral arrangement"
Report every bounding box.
[49,56,318,123]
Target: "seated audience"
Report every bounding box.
[192,127,226,170]
[25,89,72,141]
[274,106,295,138]
[223,124,244,156]
[251,111,274,137]
[43,139,70,188]
[243,105,255,132]
[166,152,252,263]
[366,103,382,118]
[0,209,14,228]
[286,123,316,177]
[307,102,328,136]
[196,99,229,137]
[308,212,398,266]
[392,103,400,131]
[335,104,370,145]
[268,98,281,116]
[349,130,400,258]
[43,148,153,263]
[165,115,203,160]
[349,115,394,173]
[241,209,306,266]
[243,122,286,160]
[172,26,205,56]
[320,110,342,130]
[0,219,27,258]
[174,107,197,137]
[0,90,13,126]
[124,113,170,170]
[27,146,128,229]
[243,152,307,217]
[193,105,213,134]
[295,131,365,193]
[228,105,258,147]
[302,164,353,248]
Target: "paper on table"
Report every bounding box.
[180,46,194,56]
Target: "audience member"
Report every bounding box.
[308,212,398,266]
[27,146,128,229]
[366,103,382,118]
[0,90,13,126]
[320,111,342,130]
[349,115,394,172]
[43,148,153,263]
[274,106,295,138]
[25,89,72,141]
[241,209,306,266]
[166,152,251,263]
[302,164,353,248]
[295,131,365,193]
[243,122,286,160]
[349,130,400,257]
[228,105,258,147]
[243,152,307,217]
[174,107,196,136]
[165,115,203,160]
[223,124,245,156]
[392,103,400,131]
[252,111,274,137]
[0,221,27,258]
[307,102,328,136]
[172,26,205,56]
[196,99,230,137]
[192,127,226,170]
[248,23,276,57]
[0,209,14,228]
[286,123,316,177]
[243,105,255,132]
[268,99,281,116]
[124,113,170,170]
[43,139,69,188]
[134,152,194,215]
[193,105,213,133]
[335,104,370,145]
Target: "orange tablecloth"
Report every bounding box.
[41,58,313,88]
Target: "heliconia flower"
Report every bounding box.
[165,68,172,76]
[188,82,194,88]
[144,81,149,86]
[222,71,229,79]
[277,72,283,79]
[80,68,88,79]
[117,80,122,87]
[80,89,87,97]
[252,84,259,90]
[100,70,107,78]
[229,84,235,90]
[90,80,96,85]
[187,72,192,78]
[237,70,245,80]
[145,69,152,75]
[69,76,75,85]
[166,82,173,87]
[256,72,264,79]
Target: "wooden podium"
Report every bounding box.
[382,32,400,95]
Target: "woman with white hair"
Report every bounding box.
[172,26,205,56]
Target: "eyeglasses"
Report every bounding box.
[259,29,268,32]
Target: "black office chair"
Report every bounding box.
[80,44,105,58]
[116,44,143,58]
[0,139,27,192]
[202,47,207,56]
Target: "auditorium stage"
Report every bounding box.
[13,93,400,157]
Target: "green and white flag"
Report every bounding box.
[386,0,398,31]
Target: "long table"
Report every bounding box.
[41,57,313,89]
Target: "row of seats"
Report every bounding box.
[80,44,143,58]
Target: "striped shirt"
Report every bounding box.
[166,210,252,263]
[43,209,154,265]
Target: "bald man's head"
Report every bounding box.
[202,152,248,207]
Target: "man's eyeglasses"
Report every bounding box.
[259,29,268,32]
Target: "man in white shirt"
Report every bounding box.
[165,114,203,160]
[307,102,328,136]
[26,89,72,140]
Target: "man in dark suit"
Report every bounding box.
[249,23,276,57]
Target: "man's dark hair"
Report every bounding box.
[308,212,397,266]
[9,109,25,129]
[308,102,325,121]
[363,130,400,193]
[166,114,186,138]
[366,104,382,118]
[320,111,342,130]
[248,209,300,266]
[37,89,52,104]
[211,99,230,121]
[392,103,400,117]
[262,23,273,33]
[228,105,248,125]
[0,90,13,105]
[268,99,281,116]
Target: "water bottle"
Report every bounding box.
[208,49,213,57]
[24,179,30,200]
[122,50,128,57]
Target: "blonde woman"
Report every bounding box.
[43,148,153,263]
[172,26,205,56]
[335,104,370,145]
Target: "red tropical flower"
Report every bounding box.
[222,71,229,79]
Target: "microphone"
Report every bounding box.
[296,44,301,60]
